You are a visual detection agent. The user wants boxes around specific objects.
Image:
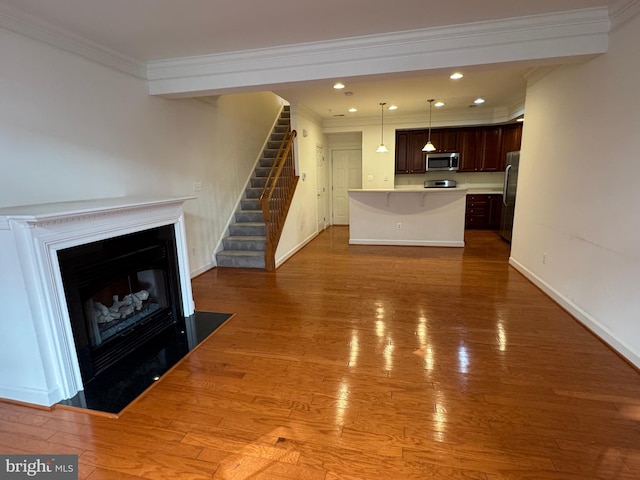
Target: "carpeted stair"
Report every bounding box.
[215,107,290,269]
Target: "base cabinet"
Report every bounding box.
[465,194,503,229]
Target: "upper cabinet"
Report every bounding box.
[457,128,481,172]
[429,128,459,153]
[395,130,428,174]
[479,126,503,172]
[501,123,523,158]
[396,123,522,174]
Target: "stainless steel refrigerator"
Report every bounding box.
[499,151,520,243]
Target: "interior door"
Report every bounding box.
[316,145,326,233]
[332,149,362,225]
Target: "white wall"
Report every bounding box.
[0,27,282,277]
[510,14,640,366]
[275,105,327,265]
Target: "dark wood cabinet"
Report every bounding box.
[395,130,427,174]
[479,126,503,171]
[488,195,503,229]
[457,128,481,172]
[501,123,523,160]
[429,128,458,153]
[458,126,502,172]
[395,131,410,173]
[396,123,522,174]
[465,194,503,229]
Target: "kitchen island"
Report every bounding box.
[348,188,468,246]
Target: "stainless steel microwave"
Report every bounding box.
[426,152,460,171]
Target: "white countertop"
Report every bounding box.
[349,186,503,194]
[350,187,468,193]
[467,187,503,194]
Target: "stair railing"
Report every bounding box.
[258,129,299,271]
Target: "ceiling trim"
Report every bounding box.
[610,0,640,30]
[147,7,610,97]
[0,2,147,78]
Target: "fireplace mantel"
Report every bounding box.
[0,196,195,406]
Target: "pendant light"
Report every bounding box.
[422,99,436,152]
[376,102,389,153]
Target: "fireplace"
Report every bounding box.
[0,196,195,407]
[58,225,183,384]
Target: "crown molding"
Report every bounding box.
[609,0,640,31]
[0,2,627,94]
[0,3,146,78]
[290,102,324,125]
[147,7,610,97]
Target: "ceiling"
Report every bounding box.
[0,0,624,120]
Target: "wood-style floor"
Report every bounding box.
[3,227,640,479]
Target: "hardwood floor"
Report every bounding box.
[3,227,640,479]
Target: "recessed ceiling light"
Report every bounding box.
[450,72,464,80]
[348,107,358,113]
[333,82,345,89]
[388,105,398,110]
[434,101,445,108]
[474,97,485,104]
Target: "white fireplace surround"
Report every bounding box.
[0,196,195,407]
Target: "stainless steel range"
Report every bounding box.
[424,179,457,188]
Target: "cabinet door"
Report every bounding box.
[428,129,459,153]
[501,123,522,159]
[439,129,459,152]
[408,130,428,173]
[487,195,503,229]
[458,129,480,172]
[395,132,410,174]
[395,130,427,174]
[480,127,503,171]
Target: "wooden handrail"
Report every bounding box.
[258,128,299,271]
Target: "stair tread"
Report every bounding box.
[218,251,264,257]
[226,235,265,241]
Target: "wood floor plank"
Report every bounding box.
[3,228,640,479]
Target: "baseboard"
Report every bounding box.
[190,260,215,278]
[275,231,319,269]
[509,257,640,369]
[0,384,61,408]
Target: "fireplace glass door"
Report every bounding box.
[59,225,182,384]
[84,268,168,347]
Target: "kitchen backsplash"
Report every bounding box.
[394,171,504,190]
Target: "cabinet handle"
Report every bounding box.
[503,164,511,206]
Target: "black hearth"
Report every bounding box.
[58,225,183,384]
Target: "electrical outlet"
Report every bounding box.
[396,222,402,230]
[192,181,202,192]
[542,253,547,264]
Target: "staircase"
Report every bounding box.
[215,107,291,269]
